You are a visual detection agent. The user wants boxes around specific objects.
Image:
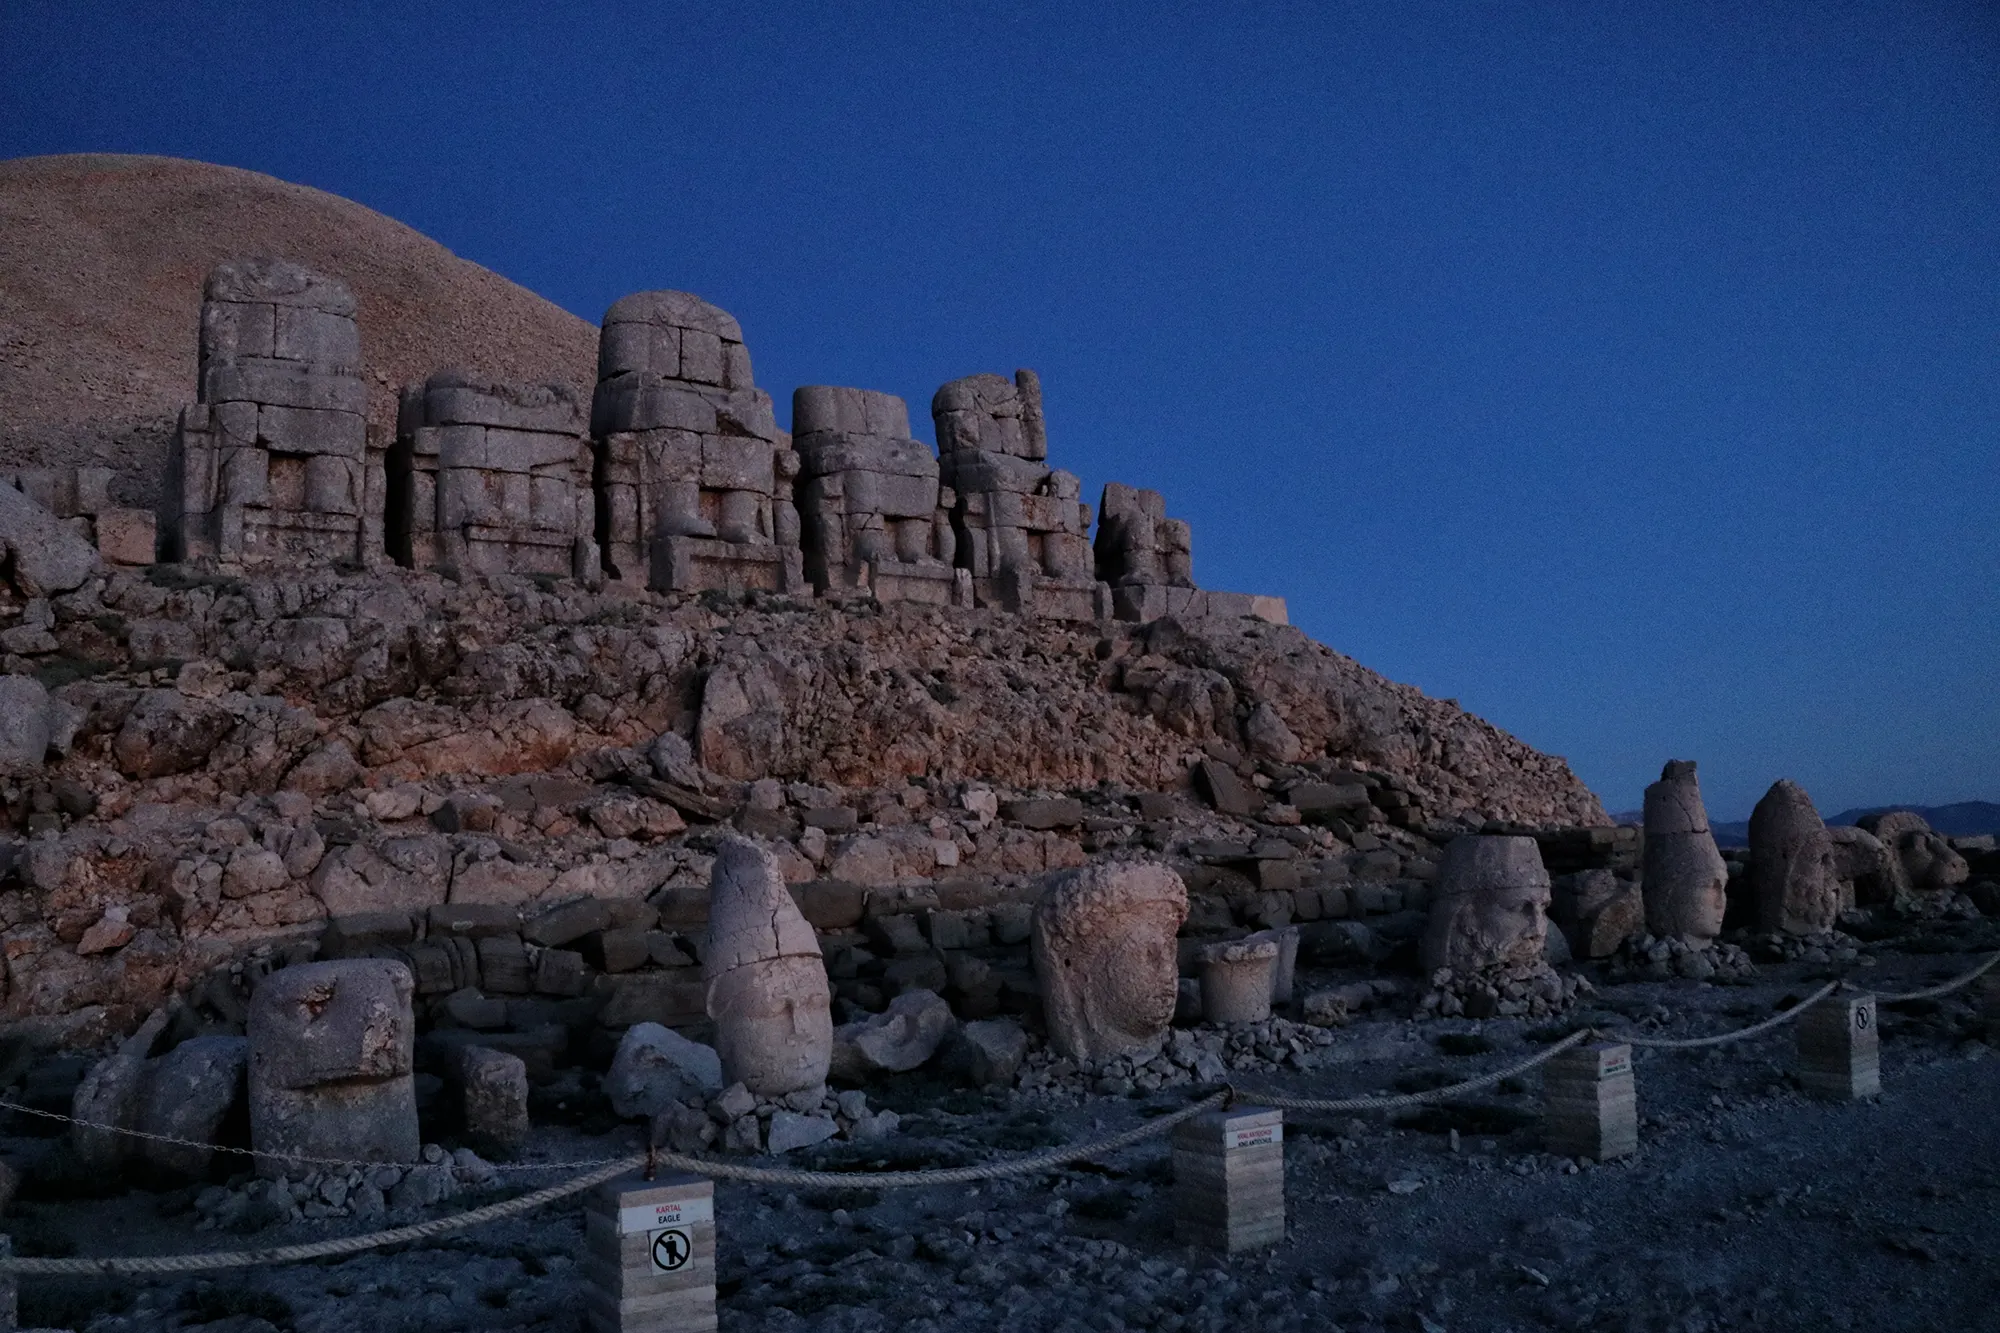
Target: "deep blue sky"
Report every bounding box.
[4,2,1995,819]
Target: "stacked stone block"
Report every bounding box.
[590,291,804,595]
[390,370,595,579]
[164,258,374,564]
[792,385,969,606]
[932,370,1108,620]
[2,468,155,565]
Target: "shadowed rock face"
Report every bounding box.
[246,958,418,1177]
[1031,860,1187,1062]
[704,837,832,1095]
[1642,760,1727,943]
[1749,779,1840,934]
[1420,835,1552,975]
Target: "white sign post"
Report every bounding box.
[1173,1106,1285,1252]
[584,1171,717,1333]
[1543,1041,1637,1161]
[1796,994,1880,1101]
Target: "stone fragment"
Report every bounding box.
[1246,925,1300,1005]
[1242,703,1302,765]
[1560,871,1645,959]
[829,989,958,1081]
[455,1046,530,1158]
[604,1021,724,1119]
[247,960,420,1177]
[70,1006,171,1171]
[1299,990,1350,1027]
[0,478,99,597]
[1194,760,1258,818]
[765,1109,840,1155]
[704,838,833,1095]
[939,1018,1029,1087]
[135,1034,249,1179]
[0,676,54,776]
[1641,760,1727,943]
[1031,860,1187,1062]
[1198,937,1278,1024]
[1419,835,1553,974]
[523,896,612,947]
[1748,779,1841,934]
[1000,797,1084,830]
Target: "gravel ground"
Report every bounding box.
[10,932,1997,1333]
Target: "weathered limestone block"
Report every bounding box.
[1641,760,1727,943]
[591,291,803,595]
[247,959,420,1177]
[69,1006,171,1171]
[163,258,374,565]
[933,370,1108,620]
[1420,835,1553,974]
[792,386,969,607]
[135,1034,249,1179]
[1031,860,1188,1061]
[1749,779,1841,934]
[1556,869,1645,959]
[455,1045,530,1158]
[704,838,833,1095]
[605,1021,724,1118]
[0,478,100,598]
[1828,825,1895,907]
[390,370,595,580]
[829,988,957,1081]
[1095,483,1193,589]
[0,676,55,777]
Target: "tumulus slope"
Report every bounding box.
[0,153,599,507]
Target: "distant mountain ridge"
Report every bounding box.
[1615,800,2000,848]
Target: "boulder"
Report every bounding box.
[246,959,420,1178]
[765,1109,840,1155]
[939,1018,1029,1088]
[704,838,833,1096]
[1641,760,1727,943]
[113,689,235,779]
[604,1022,724,1119]
[0,676,53,777]
[1559,870,1644,959]
[1031,860,1187,1062]
[134,1034,248,1179]
[0,479,99,597]
[1828,825,1896,906]
[829,989,957,1081]
[1419,835,1553,974]
[1748,779,1841,934]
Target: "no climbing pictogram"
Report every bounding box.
[651,1226,692,1273]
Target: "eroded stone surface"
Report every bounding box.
[1749,779,1840,934]
[1031,860,1186,1061]
[1642,760,1727,943]
[704,838,833,1095]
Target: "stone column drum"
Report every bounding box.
[1641,760,1727,944]
[1198,937,1278,1024]
[704,839,833,1096]
[246,959,420,1177]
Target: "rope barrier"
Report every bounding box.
[0,1098,628,1176]
[1243,1028,1596,1113]
[0,1091,1229,1275]
[1868,948,2000,1004]
[1609,979,1843,1050]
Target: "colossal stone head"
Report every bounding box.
[1031,860,1187,1063]
[1642,759,1727,942]
[704,837,833,1096]
[1748,778,1841,934]
[1419,835,1552,975]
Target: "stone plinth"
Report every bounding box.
[164,257,374,565]
[591,291,804,596]
[1109,584,1289,625]
[1173,1107,1285,1252]
[390,370,594,580]
[793,385,969,607]
[1796,994,1879,1101]
[584,1171,718,1333]
[1542,1041,1636,1162]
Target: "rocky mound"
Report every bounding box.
[0,153,598,507]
